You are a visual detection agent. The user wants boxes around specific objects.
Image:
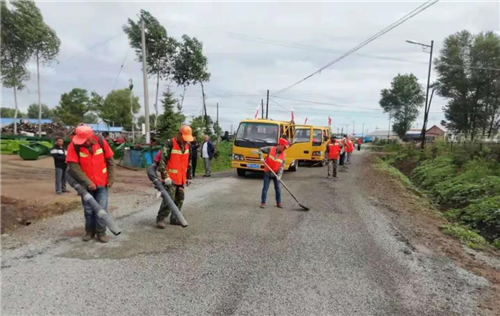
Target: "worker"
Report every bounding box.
[326,135,342,179]
[190,138,199,178]
[256,137,289,209]
[66,126,115,243]
[339,134,348,166]
[51,137,69,195]
[156,125,194,228]
[346,135,354,164]
[357,138,362,151]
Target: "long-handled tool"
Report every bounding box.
[66,171,122,236]
[146,164,188,227]
[262,160,310,211]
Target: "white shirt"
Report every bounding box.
[202,142,209,158]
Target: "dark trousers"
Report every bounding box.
[357,144,361,151]
[192,157,197,177]
[339,152,346,166]
[261,173,281,204]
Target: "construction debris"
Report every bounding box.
[1,121,68,138]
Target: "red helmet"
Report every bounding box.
[278,138,289,149]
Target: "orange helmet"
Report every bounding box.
[179,125,194,142]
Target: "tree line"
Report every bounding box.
[379,30,500,141]
[1,2,216,141]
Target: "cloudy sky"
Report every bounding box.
[2,0,499,134]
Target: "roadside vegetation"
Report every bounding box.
[372,139,500,249]
[195,141,233,174]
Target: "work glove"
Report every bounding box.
[186,180,192,187]
[162,178,172,186]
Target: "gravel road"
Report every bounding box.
[1,151,490,316]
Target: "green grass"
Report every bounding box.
[195,141,233,174]
[440,224,488,250]
[374,157,419,192]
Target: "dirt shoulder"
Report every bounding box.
[361,153,500,316]
[1,155,152,233]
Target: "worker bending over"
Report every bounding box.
[326,135,342,179]
[256,138,289,209]
[66,126,115,243]
[156,126,194,228]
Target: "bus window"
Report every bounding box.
[313,129,323,146]
[294,129,311,143]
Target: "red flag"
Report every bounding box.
[291,108,295,122]
[304,118,308,124]
[254,104,260,119]
[328,116,332,126]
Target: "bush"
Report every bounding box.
[413,157,456,189]
[440,224,487,250]
[445,196,500,241]
[432,176,500,207]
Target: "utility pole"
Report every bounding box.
[387,111,391,140]
[216,102,220,141]
[353,121,355,135]
[362,123,365,139]
[341,126,343,135]
[266,90,269,119]
[129,79,135,143]
[406,39,434,149]
[37,56,42,136]
[421,40,434,150]
[141,19,151,144]
[261,99,264,119]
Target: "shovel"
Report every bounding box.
[262,160,310,211]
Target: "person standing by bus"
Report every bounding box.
[256,138,289,209]
[326,136,342,178]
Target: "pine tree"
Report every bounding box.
[157,90,185,141]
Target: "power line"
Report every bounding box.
[272,0,440,97]
[57,32,124,65]
[272,96,382,111]
[111,49,130,91]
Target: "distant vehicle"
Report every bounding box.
[294,125,331,166]
[232,119,301,177]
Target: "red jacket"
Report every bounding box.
[66,136,114,186]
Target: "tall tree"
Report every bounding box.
[173,35,210,118]
[123,10,178,130]
[0,0,32,134]
[27,103,52,119]
[435,30,500,140]
[54,88,91,126]
[94,89,140,131]
[14,0,60,135]
[379,74,425,139]
[156,88,185,141]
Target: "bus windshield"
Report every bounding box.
[235,122,279,148]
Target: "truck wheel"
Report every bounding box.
[289,160,299,172]
[237,168,246,177]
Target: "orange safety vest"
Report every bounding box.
[327,142,341,160]
[265,147,286,173]
[167,138,190,186]
[72,136,109,186]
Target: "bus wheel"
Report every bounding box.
[237,168,246,177]
[289,160,299,172]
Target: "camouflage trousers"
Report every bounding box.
[157,184,185,223]
[327,159,338,177]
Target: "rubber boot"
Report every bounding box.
[157,220,166,229]
[96,232,110,243]
[82,230,95,242]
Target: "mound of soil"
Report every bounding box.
[1,196,80,233]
